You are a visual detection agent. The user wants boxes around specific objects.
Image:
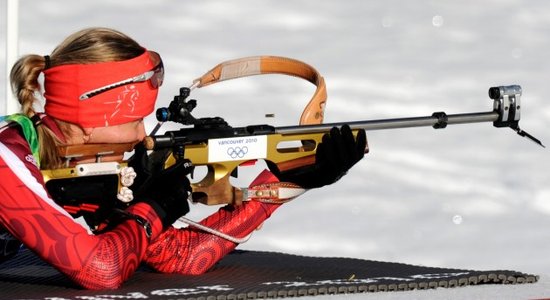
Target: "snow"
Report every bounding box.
[1,0,549,298]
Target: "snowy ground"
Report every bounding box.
[1,0,549,298]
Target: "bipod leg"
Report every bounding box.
[511,125,545,148]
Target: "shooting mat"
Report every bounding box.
[0,248,538,299]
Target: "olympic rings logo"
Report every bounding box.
[227,146,249,159]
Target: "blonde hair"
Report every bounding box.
[9,27,144,169]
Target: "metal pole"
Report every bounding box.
[275,111,500,134]
[5,0,19,115]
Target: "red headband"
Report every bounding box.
[44,50,158,127]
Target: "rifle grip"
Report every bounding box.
[192,172,244,206]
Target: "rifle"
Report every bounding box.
[41,56,543,228]
[144,84,543,207]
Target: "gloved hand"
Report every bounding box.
[269,124,367,189]
[127,143,172,191]
[129,144,194,228]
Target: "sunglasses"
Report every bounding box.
[79,51,164,100]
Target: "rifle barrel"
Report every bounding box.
[275,111,499,134]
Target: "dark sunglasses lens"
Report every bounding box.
[150,62,164,88]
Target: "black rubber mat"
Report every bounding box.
[0,248,538,299]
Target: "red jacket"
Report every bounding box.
[0,115,279,289]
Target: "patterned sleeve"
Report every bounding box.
[0,131,162,289]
